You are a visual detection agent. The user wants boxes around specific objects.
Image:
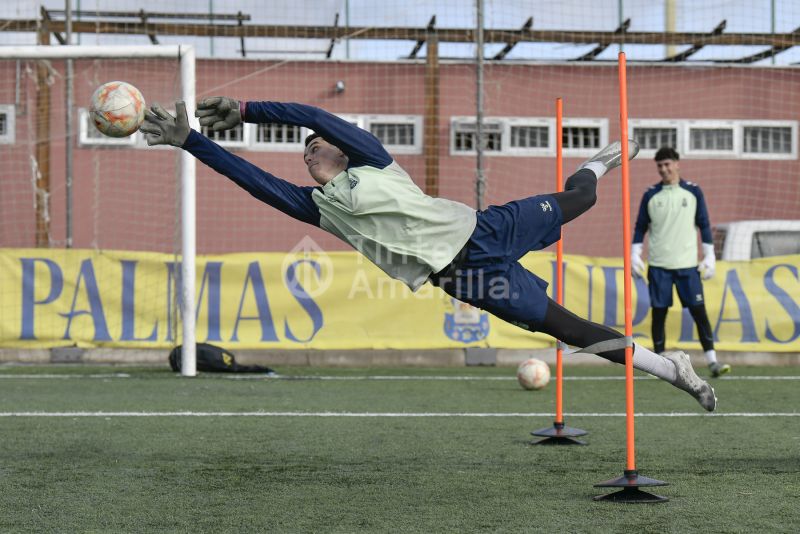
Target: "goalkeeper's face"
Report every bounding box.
[304,138,348,185]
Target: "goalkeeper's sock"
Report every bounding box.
[632,343,677,382]
[581,161,608,180]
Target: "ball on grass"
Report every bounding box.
[516,358,550,390]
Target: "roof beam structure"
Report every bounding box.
[492,17,533,60]
[664,20,726,62]
[326,12,339,58]
[573,18,630,61]
[3,18,799,61]
[39,7,66,45]
[139,9,159,45]
[43,9,252,22]
[719,25,800,64]
[408,16,436,59]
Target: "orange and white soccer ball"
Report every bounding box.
[89,81,145,138]
[516,358,550,390]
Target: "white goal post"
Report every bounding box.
[0,45,198,377]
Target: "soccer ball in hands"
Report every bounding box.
[89,81,145,137]
[516,358,550,390]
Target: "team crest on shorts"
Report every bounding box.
[444,298,490,343]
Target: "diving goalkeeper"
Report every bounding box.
[140,99,717,411]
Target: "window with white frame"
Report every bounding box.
[562,118,608,156]
[78,108,137,147]
[451,119,503,153]
[0,105,15,144]
[505,117,553,156]
[685,121,737,156]
[634,127,677,150]
[691,128,733,151]
[201,122,249,148]
[372,122,413,145]
[252,122,306,151]
[742,122,796,158]
[510,125,548,148]
[365,115,422,154]
[563,126,600,149]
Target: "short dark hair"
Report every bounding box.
[304,133,321,147]
[654,147,680,162]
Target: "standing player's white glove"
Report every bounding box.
[195,96,242,132]
[631,243,646,279]
[698,243,716,280]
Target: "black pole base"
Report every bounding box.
[593,470,669,503]
[530,421,588,445]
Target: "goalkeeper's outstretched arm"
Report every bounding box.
[141,101,321,227]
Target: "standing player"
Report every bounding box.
[632,147,731,378]
[140,99,717,410]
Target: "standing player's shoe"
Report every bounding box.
[580,139,640,173]
[709,362,731,378]
[663,351,717,412]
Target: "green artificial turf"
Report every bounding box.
[0,364,797,533]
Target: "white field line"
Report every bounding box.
[0,373,132,379]
[0,411,796,417]
[0,374,799,381]
[243,375,800,381]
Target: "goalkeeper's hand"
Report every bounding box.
[195,96,241,131]
[140,101,191,147]
[631,243,646,279]
[698,243,716,280]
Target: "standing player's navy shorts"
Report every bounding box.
[647,265,705,308]
[431,194,562,330]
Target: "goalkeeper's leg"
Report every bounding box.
[536,298,716,411]
[551,169,597,224]
[552,140,640,224]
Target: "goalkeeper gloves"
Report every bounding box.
[195,96,242,131]
[141,101,190,147]
[631,243,646,279]
[698,243,716,280]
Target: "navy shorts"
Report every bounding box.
[432,194,562,330]
[647,266,705,308]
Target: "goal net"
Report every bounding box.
[0,45,198,372]
[1,0,798,357]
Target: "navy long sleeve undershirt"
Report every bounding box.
[180,102,395,227]
[243,101,392,169]
[181,130,321,226]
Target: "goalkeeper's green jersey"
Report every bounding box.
[183,101,477,291]
[312,162,476,290]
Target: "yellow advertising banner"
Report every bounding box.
[1,248,798,351]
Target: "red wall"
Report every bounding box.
[2,59,798,255]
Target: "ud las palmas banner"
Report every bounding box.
[1,248,798,351]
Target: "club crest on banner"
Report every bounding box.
[444,298,490,343]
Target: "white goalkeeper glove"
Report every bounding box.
[195,96,242,132]
[698,243,716,280]
[631,243,646,279]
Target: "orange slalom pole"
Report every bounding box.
[618,52,636,472]
[554,97,564,425]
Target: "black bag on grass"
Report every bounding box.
[169,343,275,374]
